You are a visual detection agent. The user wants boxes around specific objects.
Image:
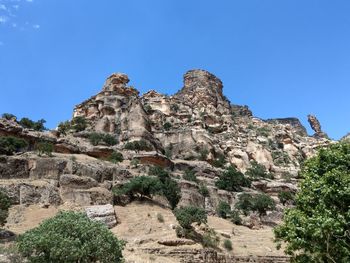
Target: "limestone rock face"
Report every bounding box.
[308,114,328,138]
[85,204,117,228]
[174,69,231,114]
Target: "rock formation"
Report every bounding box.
[307,114,328,138]
[0,69,333,262]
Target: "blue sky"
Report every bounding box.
[0,0,349,139]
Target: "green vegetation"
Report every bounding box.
[212,153,226,168]
[223,239,233,251]
[71,116,87,132]
[174,206,207,229]
[245,161,274,180]
[1,113,16,120]
[198,183,210,197]
[235,193,275,217]
[163,122,172,131]
[130,158,140,168]
[215,166,251,192]
[157,213,164,223]
[278,191,295,205]
[217,201,231,219]
[202,228,220,248]
[183,169,198,182]
[0,136,28,155]
[164,144,173,159]
[170,104,179,112]
[0,190,11,228]
[88,132,118,146]
[230,209,242,225]
[17,211,125,263]
[274,143,350,263]
[144,104,152,113]
[198,147,209,161]
[57,120,71,135]
[124,139,153,152]
[108,151,124,163]
[19,117,46,131]
[35,141,54,157]
[115,167,181,209]
[256,127,271,137]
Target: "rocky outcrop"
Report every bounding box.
[85,204,117,228]
[308,114,328,138]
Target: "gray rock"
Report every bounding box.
[85,204,117,228]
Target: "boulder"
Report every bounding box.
[85,204,117,228]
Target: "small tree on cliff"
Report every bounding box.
[274,142,350,263]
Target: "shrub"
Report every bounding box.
[198,147,209,161]
[89,132,103,146]
[217,201,231,219]
[89,133,118,146]
[35,141,54,157]
[163,122,172,131]
[170,104,179,112]
[212,153,226,168]
[235,193,254,216]
[230,209,242,225]
[17,211,125,263]
[108,151,124,163]
[113,176,161,199]
[245,161,274,180]
[19,118,46,131]
[223,239,233,251]
[71,116,87,132]
[164,144,173,159]
[174,206,207,229]
[1,113,16,120]
[0,136,28,155]
[57,120,72,135]
[215,166,251,192]
[278,191,295,205]
[130,158,140,168]
[144,104,152,113]
[0,190,11,228]
[274,142,350,262]
[252,193,276,217]
[124,139,152,152]
[198,183,210,197]
[157,213,164,223]
[103,134,118,146]
[202,228,220,248]
[183,169,198,182]
[256,127,270,137]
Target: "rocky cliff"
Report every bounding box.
[0,69,332,262]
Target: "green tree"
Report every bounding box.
[1,113,16,120]
[217,201,231,219]
[114,176,162,199]
[19,118,46,131]
[57,120,72,135]
[174,206,207,229]
[71,116,87,132]
[215,166,251,192]
[163,122,172,131]
[252,193,275,217]
[235,193,254,216]
[0,136,28,155]
[17,211,125,263]
[274,142,350,263]
[108,151,124,164]
[0,190,11,228]
[278,191,295,206]
[245,161,274,180]
[35,141,54,157]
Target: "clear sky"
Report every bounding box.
[0,0,349,139]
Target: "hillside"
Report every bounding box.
[0,69,332,262]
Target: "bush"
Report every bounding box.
[0,190,11,228]
[202,228,220,248]
[113,176,161,199]
[235,193,275,217]
[35,141,54,157]
[157,213,164,223]
[71,116,87,132]
[103,134,118,146]
[89,132,103,146]
[170,104,179,112]
[198,183,210,197]
[164,144,173,159]
[0,136,28,155]
[223,239,233,251]
[252,193,276,217]
[245,161,274,180]
[57,120,72,135]
[17,211,125,263]
[163,122,172,131]
[1,113,16,120]
[230,209,242,225]
[89,133,118,146]
[278,191,295,205]
[212,153,226,168]
[274,142,350,262]
[183,169,198,182]
[19,118,46,131]
[130,158,140,168]
[108,151,123,163]
[198,147,209,161]
[174,206,207,229]
[124,139,153,152]
[215,166,251,192]
[235,193,254,216]
[217,201,231,219]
